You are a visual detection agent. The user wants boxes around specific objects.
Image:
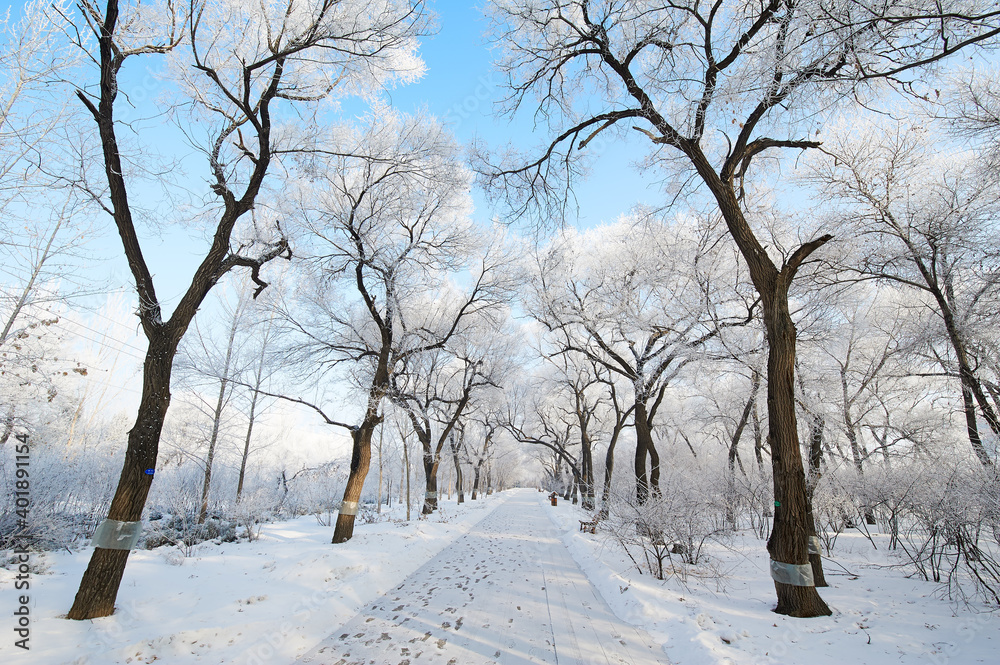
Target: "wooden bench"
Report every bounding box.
[579,519,598,534]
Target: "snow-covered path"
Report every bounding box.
[297,489,669,665]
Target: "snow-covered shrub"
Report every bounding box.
[142,513,240,550]
[232,485,275,542]
[894,464,999,605]
[277,462,346,517]
[0,428,122,551]
[604,464,728,580]
[812,470,867,552]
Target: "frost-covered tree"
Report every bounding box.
[391,320,516,514]
[809,119,1000,468]
[65,0,429,620]
[479,0,1000,617]
[529,214,750,504]
[275,114,515,543]
[1,0,97,383]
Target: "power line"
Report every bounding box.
[12,311,148,363]
[56,316,148,357]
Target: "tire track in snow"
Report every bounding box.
[296,489,669,665]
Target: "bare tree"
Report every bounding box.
[479,0,999,617]
[235,303,280,503]
[65,0,428,620]
[593,366,634,518]
[391,344,502,514]
[809,119,1000,468]
[275,114,515,542]
[529,215,750,504]
[1,0,99,406]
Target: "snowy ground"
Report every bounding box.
[298,490,666,664]
[2,488,998,664]
[546,494,999,665]
[0,493,506,665]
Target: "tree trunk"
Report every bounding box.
[647,433,662,498]
[68,337,178,619]
[633,399,653,504]
[919,262,999,468]
[403,431,411,521]
[580,432,595,510]
[805,413,828,588]
[752,397,765,468]
[451,439,464,505]
[422,453,439,514]
[377,424,384,514]
[198,375,230,524]
[472,461,483,500]
[727,369,761,527]
[236,388,260,502]
[684,144,830,616]
[333,421,376,543]
[762,290,832,616]
[599,403,632,518]
[599,436,616,518]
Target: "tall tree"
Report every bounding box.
[392,343,504,514]
[529,215,749,504]
[65,0,428,619]
[276,114,514,542]
[809,119,1000,468]
[480,0,999,617]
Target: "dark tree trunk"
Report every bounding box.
[471,462,482,500]
[762,289,831,616]
[752,398,765,468]
[919,260,999,468]
[727,369,761,527]
[599,435,617,518]
[729,368,760,475]
[333,420,377,543]
[647,430,661,499]
[236,388,260,502]
[633,399,653,504]
[68,337,178,619]
[805,413,828,587]
[452,447,464,504]
[580,432,595,510]
[683,144,830,617]
[422,452,440,514]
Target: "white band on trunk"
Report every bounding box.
[339,501,359,516]
[769,559,815,587]
[91,519,142,551]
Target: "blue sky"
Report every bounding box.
[2,1,663,313]
[388,1,661,229]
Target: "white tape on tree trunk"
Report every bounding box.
[425,491,437,499]
[340,501,359,516]
[91,519,142,551]
[769,559,815,587]
[808,536,822,555]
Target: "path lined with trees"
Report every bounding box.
[297,489,668,665]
